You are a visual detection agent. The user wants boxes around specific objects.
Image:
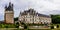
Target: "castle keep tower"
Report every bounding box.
[4,2,14,24]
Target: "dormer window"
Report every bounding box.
[37,14,38,16]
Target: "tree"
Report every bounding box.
[15,22,19,28]
[51,15,60,24]
[14,17,18,21]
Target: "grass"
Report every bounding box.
[1,28,60,30]
[28,29,51,30]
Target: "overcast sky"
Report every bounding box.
[0,0,60,21]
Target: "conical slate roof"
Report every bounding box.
[20,9,50,18]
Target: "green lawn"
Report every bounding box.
[0,28,60,30]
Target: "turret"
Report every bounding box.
[5,2,13,11]
[4,2,14,24]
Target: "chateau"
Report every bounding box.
[4,2,14,24]
[19,9,51,24]
[4,2,51,25]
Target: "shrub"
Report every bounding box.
[51,26,54,29]
[57,25,59,28]
[0,24,16,28]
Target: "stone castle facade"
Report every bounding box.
[4,2,14,24]
[19,9,51,24]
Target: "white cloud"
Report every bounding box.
[0,0,60,20]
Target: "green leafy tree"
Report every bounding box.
[51,15,60,24]
[14,17,18,21]
[15,22,19,28]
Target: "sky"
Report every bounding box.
[0,0,60,20]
